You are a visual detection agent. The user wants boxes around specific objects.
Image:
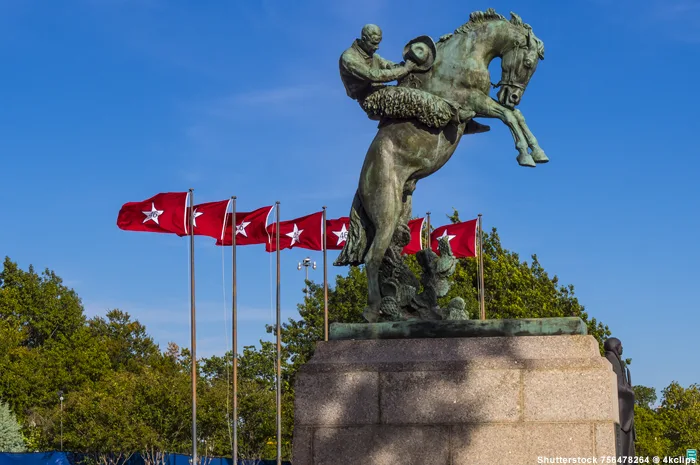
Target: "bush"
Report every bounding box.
[0,400,26,452]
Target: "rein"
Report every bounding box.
[491,81,525,90]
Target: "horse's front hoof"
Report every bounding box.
[517,153,536,167]
[530,147,549,164]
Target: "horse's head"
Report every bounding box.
[495,13,545,109]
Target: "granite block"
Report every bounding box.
[291,426,313,465]
[595,422,617,456]
[313,425,449,465]
[294,371,378,426]
[298,357,610,374]
[307,335,600,365]
[380,369,520,424]
[452,423,594,465]
[523,369,619,422]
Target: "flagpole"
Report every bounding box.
[188,188,198,465]
[231,196,238,465]
[275,201,282,465]
[322,206,328,341]
[478,213,485,320]
[425,212,431,250]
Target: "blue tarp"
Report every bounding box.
[0,453,71,465]
[0,453,290,465]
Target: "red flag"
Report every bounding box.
[402,218,425,255]
[430,218,478,258]
[266,211,323,252]
[325,217,350,250]
[117,192,188,235]
[217,206,274,246]
[177,199,231,241]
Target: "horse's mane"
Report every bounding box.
[448,8,545,59]
[454,8,506,31]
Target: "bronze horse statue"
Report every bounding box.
[335,10,546,322]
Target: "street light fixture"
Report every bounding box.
[58,390,64,451]
[297,257,316,302]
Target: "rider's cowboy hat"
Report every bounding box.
[403,35,437,72]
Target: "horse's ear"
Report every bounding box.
[526,28,532,47]
[510,12,523,27]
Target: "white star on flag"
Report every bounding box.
[191,209,204,227]
[286,223,303,246]
[438,229,456,243]
[333,224,349,246]
[236,221,251,237]
[142,203,164,224]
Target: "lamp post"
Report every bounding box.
[58,390,64,451]
[297,257,316,304]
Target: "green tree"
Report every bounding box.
[236,342,294,460]
[0,257,112,446]
[633,382,700,458]
[88,310,160,373]
[0,257,193,453]
[60,370,157,452]
[0,400,26,452]
[633,386,669,458]
[0,257,85,348]
[46,353,192,454]
[198,351,235,457]
[634,385,658,409]
[657,382,700,456]
[131,348,192,454]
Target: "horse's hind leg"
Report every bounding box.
[361,176,403,322]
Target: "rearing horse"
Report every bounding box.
[335,10,547,322]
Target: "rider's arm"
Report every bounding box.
[342,54,411,83]
[375,54,404,70]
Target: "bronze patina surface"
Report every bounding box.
[330,317,587,340]
[335,10,548,323]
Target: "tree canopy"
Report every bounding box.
[0,218,695,459]
[633,383,700,458]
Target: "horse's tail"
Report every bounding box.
[334,190,374,267]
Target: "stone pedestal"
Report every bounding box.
[292,333,619,465]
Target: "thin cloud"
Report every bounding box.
[82,0,161,8]
[234,86,319,105]
[588,0,700,43]
[665,0,700,13]
[178,169,202,184]
[179,83,339,162]
[202,84,335,116]
[652,0,700,42]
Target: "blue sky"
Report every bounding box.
[1,0,699,397]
